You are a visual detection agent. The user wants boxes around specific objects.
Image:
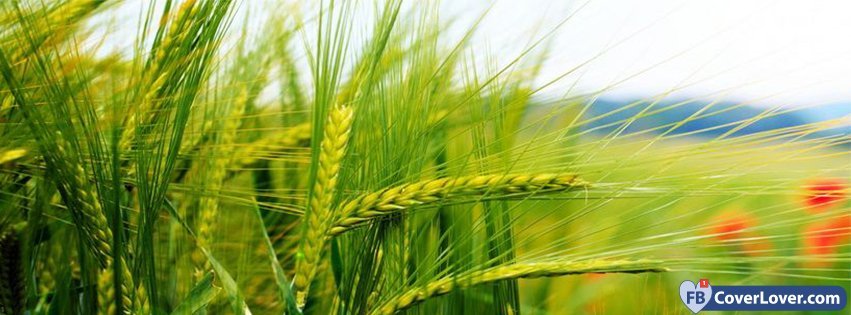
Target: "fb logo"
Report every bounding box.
[687,291,706,304]
[680,279,712,313]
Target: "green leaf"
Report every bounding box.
[202,250,250,315]
[171,272,220,315]
[251,199,301,314]
[163,199,251,315]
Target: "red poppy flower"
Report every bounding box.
[801,178,847,213]
[709,212,755,242]
[707,212,772,256]
[803,215,851,257]
[802,215,850,268]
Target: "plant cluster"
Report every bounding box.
[0,1,847,314]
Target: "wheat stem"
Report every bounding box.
[372,259,667,315]
[330,173,589,235]
[293,105,354,308]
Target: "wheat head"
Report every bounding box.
[96,260,133,315]
[4,0,105,62]
[120,0,199,152]
[55,139,135,314]
[293,105,354,308]
[193,87,250,275]
[330,173,588,235]
[49,0,105,27]
[373,259,667,315]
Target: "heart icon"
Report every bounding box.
[680,280,712,313]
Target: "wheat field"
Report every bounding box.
[0,1,848,314]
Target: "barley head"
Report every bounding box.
[293,105,354,308]
[373,259,667,315]
[192,88,250,276]
[330,173,589,235]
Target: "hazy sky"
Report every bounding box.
[449,0,851,106]
[105,0,851,108]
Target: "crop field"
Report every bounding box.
[0,1,847,314]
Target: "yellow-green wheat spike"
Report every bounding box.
[330,173,589,235]
[97,259,136,315]
[192,87,250,275]
[373,259,668,315]
[54,139,134,314]
[293,105,354,309]
[4,0,105,62]
[119,0,197,152]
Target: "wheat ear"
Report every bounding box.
[134,280,151,314]
[119,70,169,151]
[97,259,136,315]
[372,259,667,315]
[193,88,250,276]
[54,140,134,314]
[48,0,105,26]
[154,0,199,65]
[5,0,105,62]
[293,105,354,308]
[330,173,588,235]
[119,0,197,152]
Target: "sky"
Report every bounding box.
[447,0,851,107]
[103,0,851,109]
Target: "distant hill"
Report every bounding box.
[578,99,850,141]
